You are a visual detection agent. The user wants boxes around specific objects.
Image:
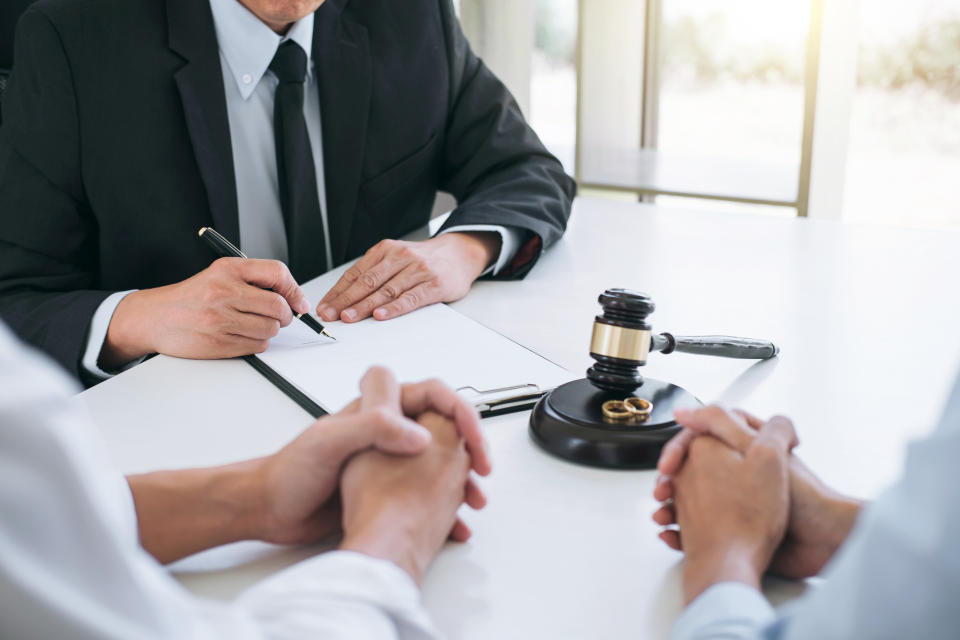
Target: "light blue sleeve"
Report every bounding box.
[781,371,960,640]
[671,582,780,640]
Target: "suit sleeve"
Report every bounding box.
[434,0,576,280]
[0,7,113,383]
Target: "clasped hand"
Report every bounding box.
[652,406,862,603]
[253,367,490,556]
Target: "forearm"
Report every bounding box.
[128,459,264,564]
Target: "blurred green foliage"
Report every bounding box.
[660,12,960,99]
[535,0,577,64]
[858,20,960,97]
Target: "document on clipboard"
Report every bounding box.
[254,303,576,418]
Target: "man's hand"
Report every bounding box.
[101,258,310,368]
[339,410,484,585]
[253,368,490,547]
[653,407,862,579]
[669,414,795,604]
[130,367,490,564]
[316,232,500,323]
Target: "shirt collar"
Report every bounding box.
[208,0,315,100]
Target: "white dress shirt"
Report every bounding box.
[672,371,960,639]
[0,322,441,639]
[81,0,522,379]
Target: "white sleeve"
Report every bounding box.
[237,551,441,640]
[0,324,439,640]
[671,583,777,640]
[81,289,146,379]
[437,224,523,276]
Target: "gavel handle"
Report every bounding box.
[651,333,779,359]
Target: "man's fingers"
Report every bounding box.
[234,287,295,326]
[401,379,491,476]
[217,334,271,357]
[658,529,683,551]
[657,428,695,476]
[732,409,764,431]
[450,518,472,543]
[652,474,674,502]
[341,263,426,323]
[465,477,487,510]
[373,282,440,321]
[748,415,798,463]
[674,405,756,455]
[330,257,408,323]
[359,366,402,411]
[234,259,309,315]
[317,243,393,320]
[652,503,676,526]
[228,312,282,341]
[316,408,431,462]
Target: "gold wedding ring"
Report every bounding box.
[602,397,655,424]
[602,400,633,421]
[624,397,653,422]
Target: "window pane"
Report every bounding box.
[531,0,578,173]
[843,0,960,230]
[658,1,809,169]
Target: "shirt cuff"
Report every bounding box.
[81,290,144,380]
[437,224,523,277]
[236,550,440,639]
[672,582,776,640]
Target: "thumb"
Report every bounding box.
[316,407,432,464]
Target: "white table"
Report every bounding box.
[77,197,960,639]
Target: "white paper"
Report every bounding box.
[258,303,575,414]
[269,315,336,350]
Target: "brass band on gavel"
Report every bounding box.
[589,321,652,364]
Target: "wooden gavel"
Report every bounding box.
[587,289,779,392]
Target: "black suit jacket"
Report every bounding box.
[0,0,575,383]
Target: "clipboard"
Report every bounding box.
[248,303,575,421]
[244,359,552,420]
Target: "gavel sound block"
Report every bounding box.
[529,289,779,469]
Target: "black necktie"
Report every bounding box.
[269,41,328,282]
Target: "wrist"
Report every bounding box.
[683,544,764,605]
[101,288,157,367]
[821,492,864,550]
[438,231,500,275]
[340,507,425,585]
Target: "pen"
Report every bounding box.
[198,227,334,340]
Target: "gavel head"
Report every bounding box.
[586,289,655,392]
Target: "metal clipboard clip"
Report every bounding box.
[457,383,546,418]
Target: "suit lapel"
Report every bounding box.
[314,1,371,266]
[166,0,240,245]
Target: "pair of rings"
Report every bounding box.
[601,397,654,424]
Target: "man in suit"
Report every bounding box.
[0,0,575,385]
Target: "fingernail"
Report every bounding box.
[298,299,311,314]
[318,306,335,321]
[405,424,431,447]
[373,308,387,320]
[343,308,357,321]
